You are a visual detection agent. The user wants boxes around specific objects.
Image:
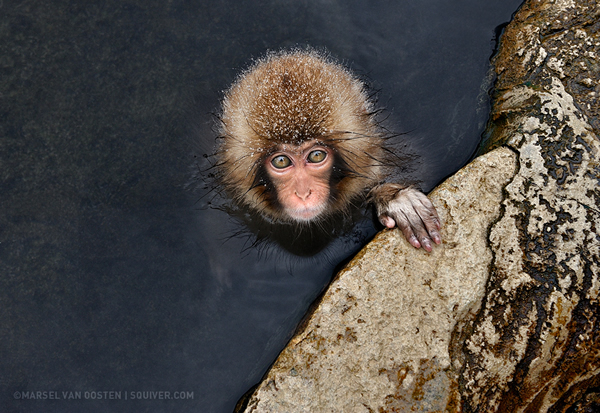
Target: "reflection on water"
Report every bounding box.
[0,0,522,412]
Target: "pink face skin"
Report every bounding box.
[265,141,334,222]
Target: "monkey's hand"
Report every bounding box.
[372,185,442,252]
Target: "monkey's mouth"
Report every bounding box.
[285,204,327,222]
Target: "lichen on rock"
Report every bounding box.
[461,0,600,409]
[462,76,600,413]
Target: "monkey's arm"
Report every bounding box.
[370,184,442,252]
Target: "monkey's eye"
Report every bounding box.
[307,150,327,163]
[271,155,291,169]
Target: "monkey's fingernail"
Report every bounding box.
[422,239,432,252]
[410,236,421,248]
[433,234,441,244]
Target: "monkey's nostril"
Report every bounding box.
[295,189,311,201]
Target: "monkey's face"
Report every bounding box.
[265,141,333,222]
[216,50,387,226]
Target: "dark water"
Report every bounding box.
[0,1,522,412]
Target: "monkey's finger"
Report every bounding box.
[412,195,442,243]
[378,214,396,229]
[424,220,442,245]
[422,203,442,231]
[416,205,442,244]
[401,207,436,252]
[385,211,424,250]
[414,193,442,230]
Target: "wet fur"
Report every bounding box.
[198,49,420,255]
[214,49,410,225]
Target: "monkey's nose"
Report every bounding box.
[295,189,312,201]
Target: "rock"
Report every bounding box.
[237,0,600,411]
[482,0,600,151]
[461,0,600,411]
[463,77,600,413]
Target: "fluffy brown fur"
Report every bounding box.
[215,49,388,223]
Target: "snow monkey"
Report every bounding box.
[213,49,441,252]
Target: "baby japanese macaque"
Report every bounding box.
[214,50,441,251]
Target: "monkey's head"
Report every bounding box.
[215,50,386,225]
